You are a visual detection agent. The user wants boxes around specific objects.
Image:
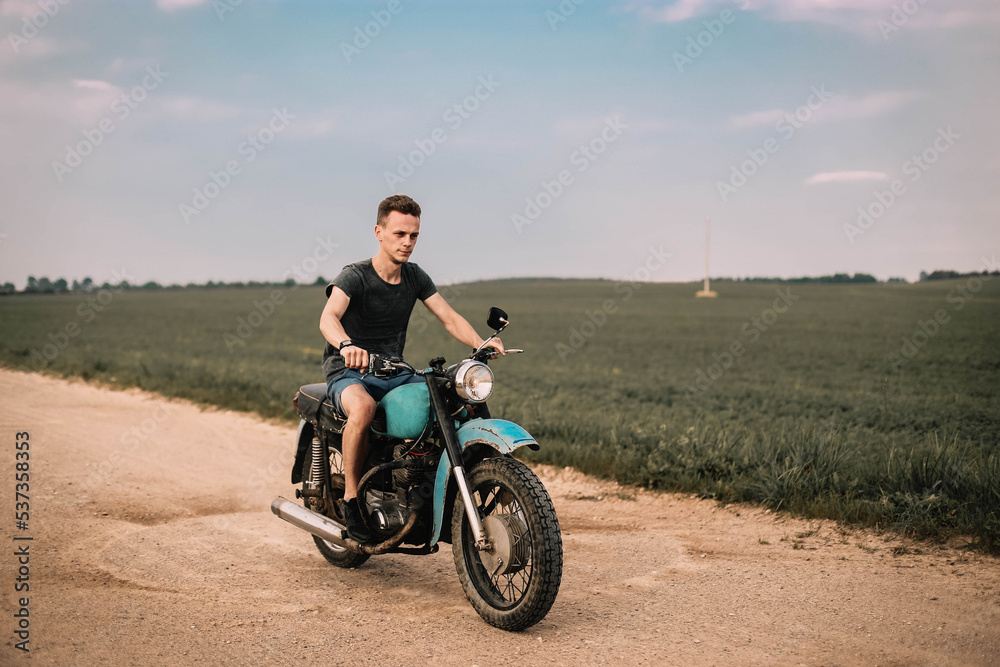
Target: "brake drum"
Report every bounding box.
[479,513,530,576]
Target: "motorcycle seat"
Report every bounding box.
[296,383,347,433]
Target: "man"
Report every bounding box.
[319,194,504,542]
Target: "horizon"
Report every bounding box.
[6,268,992,293]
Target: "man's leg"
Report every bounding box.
[339,383,377,501]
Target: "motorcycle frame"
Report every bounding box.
[292,376,540,552]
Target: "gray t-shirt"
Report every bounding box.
[322,259,438,382]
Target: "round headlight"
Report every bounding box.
[453,360,494,403]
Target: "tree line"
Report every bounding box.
[4,269,998,295]
[0,276,330,295]
[714,269,999,284]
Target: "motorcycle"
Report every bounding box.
[271,307,563,631]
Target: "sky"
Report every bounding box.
[1,0,998,289]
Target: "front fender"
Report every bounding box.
[456,418,539,454]
[429,419,539,544]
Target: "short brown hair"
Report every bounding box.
[377,194,421,227]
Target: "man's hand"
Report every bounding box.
[341,345,370,370]
[483,337,506,356]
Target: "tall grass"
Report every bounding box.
[1,278,997,550]
[521,419,999,550]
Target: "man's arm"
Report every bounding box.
[319,287,369,369]
[422,292,505,354]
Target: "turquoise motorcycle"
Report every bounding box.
[271,308,562,631]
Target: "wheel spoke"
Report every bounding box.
[478,485,501,516]
[472,478,534,604]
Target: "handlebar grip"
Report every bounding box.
[367,354,412,377]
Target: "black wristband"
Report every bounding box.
[338,340,354,352]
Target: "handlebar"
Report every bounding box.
[366,348,525,377]
[476,347,524,361]
[366,354,416,378]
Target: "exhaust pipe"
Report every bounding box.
[271,496,348,547]
[271,495,423,555]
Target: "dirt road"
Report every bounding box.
[0,368,997,666]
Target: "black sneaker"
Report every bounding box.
[342,498,374,543]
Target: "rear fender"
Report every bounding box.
[429,418,538,545]
[291,419,313,485]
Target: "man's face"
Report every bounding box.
[375,211,420,264]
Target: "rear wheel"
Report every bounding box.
[302,443,369,569]
[451,457,562,631]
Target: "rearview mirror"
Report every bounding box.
[487,307,508,330]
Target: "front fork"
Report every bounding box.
[425,372,490,551]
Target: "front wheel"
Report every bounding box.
[451,457,562,631]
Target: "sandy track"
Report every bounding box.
[0,368,997,666]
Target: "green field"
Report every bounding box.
[2,278,998,550]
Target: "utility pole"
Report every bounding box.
[696,216,717,298]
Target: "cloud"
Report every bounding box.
[626,0,1000,31]
[805,171,888,185]
[627,0,873,25]
[820,91,921,121]
[107,57,165,76]
[633,0,716,23]
[0,77,126,159]
[156,0,210,10]
[73,79,117,92]
[727,90,918,129]
[553,112,640,140]
[1,0,46,18]
[554,114,620,139]
[0,35,78,70]
[630,118,678,133]
[160,96,243,124]
[66,80,124,123]
[282,116,336,139]
[728,108,786,129]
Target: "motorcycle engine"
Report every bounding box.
[392,441,440,500]
[363,441,440,537]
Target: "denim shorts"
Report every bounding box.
[327,369,424,414]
